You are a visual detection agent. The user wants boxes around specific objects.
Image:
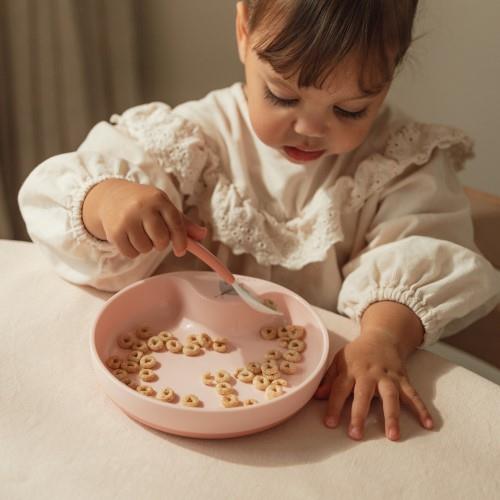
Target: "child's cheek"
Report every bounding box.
[248,103,284,148]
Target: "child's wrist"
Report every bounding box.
[82,181,113,240]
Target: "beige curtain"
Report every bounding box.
[0,0,142,240]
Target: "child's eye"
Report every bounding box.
[264,87,299,108]
[334,106,368,120]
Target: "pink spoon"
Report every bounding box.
[186,238,283,317]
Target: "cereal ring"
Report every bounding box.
[121,360,140,373]
[186,334,202,346]
[213,341,228,353]
[112,369,130,384]
[183,343,202,356]
[287,325,306,339]
[215,382,233,395]
[202,372,216,386]
[277,326,290,339]
[156,387,176,402]
[197,333,212,348]
[283,350,302,363]
[127,380,139,390]
[243,399,259,406]
[265,349,282,361]
[236,369,254,383]
[280,360,298,374]
[266,372,282,381]
[265,384,284,400]
[131,340,149,353]
[278,339,289,348]
[157,330,175,342]
[233,367,244,377]
[252,375,270,390]
[221,394,241,408]
[261,361,279,375]
[262,298,278,310]
[127,350,144,362]
[270,378,288,387]
[214,370,232,383]
[136,385,155,396]
[166,339,183,353]
[259,326,277,340]
[181,394,200,407]
[246,361,261,374]
[117,333,134,349]
[147,335,165,352]
[288,339,306,353]
[106,356,122,370]
[139,354,157,369]
[136,325,155,340]
[139,368,157,382]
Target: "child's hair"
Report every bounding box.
[243,0,419,93]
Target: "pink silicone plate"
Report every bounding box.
[90,271,330,439]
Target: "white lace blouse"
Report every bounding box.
[18,83,500,346]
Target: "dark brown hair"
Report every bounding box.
[243,0,419,92]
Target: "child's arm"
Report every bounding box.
[315,301,432,441]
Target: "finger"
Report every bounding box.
[160,207,187,257]
[143,212,171,251]
[324,376,354,429]
[127,223,154,254]
[349,378,376,440]
[400,379,433,430]
[378,378,401,441]
[313,362,337,399]
[185,217,208,241]
[112,231,139,259]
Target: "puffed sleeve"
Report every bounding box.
[18,102,217,291]
[337,127,500,347]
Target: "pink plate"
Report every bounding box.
[90,271,330,439]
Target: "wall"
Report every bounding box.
[139,0,500,195]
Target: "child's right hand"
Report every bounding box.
[82,178,207,258]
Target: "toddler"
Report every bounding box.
[18,0,500,441]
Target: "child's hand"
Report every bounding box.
[82,178,207,258]
[314,333,434,441]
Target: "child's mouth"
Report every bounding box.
[283,146,326,162]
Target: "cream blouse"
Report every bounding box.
[18,83,500,346]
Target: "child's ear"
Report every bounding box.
[235,1,250,64]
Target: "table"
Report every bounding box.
[1,240,499,500]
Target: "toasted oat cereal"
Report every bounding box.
[252,375,270,390]
[147,335,165,352]
[183,343,202,356]
[277,326,290,339]
[265,372,282,381]
[233,367,244,377]
[270,378,288,387]
[136,325,155,340]
[131,340,149,353]
[262,298,278,310]
[139,354,157,369]
[121,360,140,373]
[221,394,241,408]
[265,384,284,400]
[278,339,289,348]
[128,350,144,362]
[213,341,228,353]
[166,339,183,353]
[117,333,134,349]
[106,356,122,370]
[157,330,175,342]
[287,325,306,340]
[261,361,279,375]
[214,369,232,383]
[283,350,302,363]
[181,394,200,407]
[259,326,277,340]
[139,368,157,382]
[112,368,130,384]
[243,399,259,406]
[246,361,261,374]
[215,382,233,395]
[236,369,255,383]
[156,387,176,402]
[186,334,202,346]
[136,385,155,396]
[280,360,298,374]
[202,372,216,386]
[288,339,306,353]
[127,380,139,390]
[197,333,212,348]
[265,349,282,361]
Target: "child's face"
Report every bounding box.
[236,4,391,164]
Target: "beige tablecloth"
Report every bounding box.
[1,240,499,500]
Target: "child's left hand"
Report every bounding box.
[313,333,434,441]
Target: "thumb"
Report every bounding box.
[313,361,337,400]
[184,218,208,241]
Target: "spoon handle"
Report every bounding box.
[186,238,235,285]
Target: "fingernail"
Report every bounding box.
[349,426,362,439]
[424,418,433,429]
[389,428,398,440]
[325,416,337,428]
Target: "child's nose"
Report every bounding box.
[293,114,328,138]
